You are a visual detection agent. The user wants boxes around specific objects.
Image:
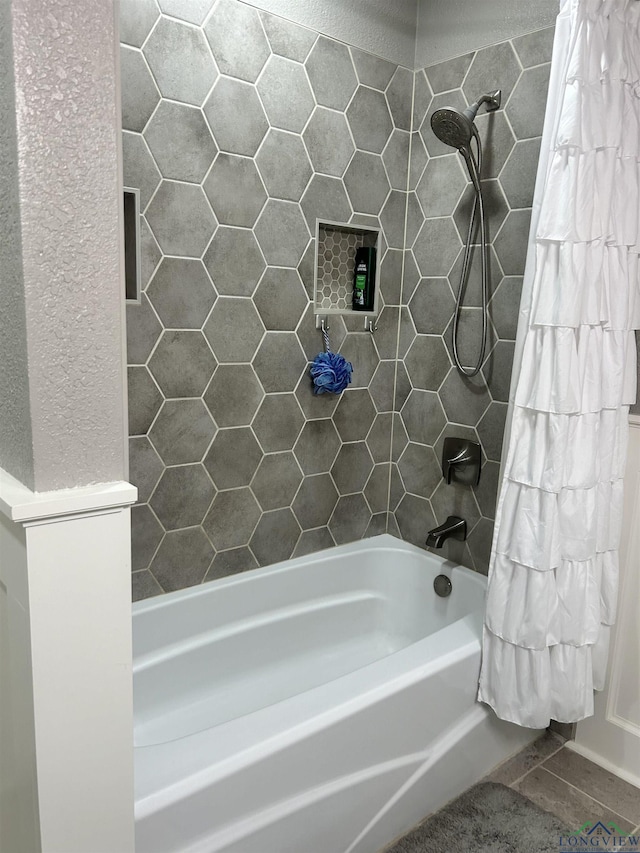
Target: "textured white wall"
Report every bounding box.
[415,0,559,67]
[0,2,34,489]
[8,0,126,491]
[245,0,418,67]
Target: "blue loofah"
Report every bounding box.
[310,351,353,395]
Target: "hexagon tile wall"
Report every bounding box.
[393,28,554,573]
[122,0,554,599]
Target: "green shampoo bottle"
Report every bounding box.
[352,246,376,312]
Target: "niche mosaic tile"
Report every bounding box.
[122,0,411,599]
[315,225,378,312]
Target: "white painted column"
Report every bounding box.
[0,469,137,853]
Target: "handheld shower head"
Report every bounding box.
[430,90,501,152]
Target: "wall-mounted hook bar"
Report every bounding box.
[364,316,377,333]
[315,315,329,331]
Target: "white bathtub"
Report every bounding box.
[133,534,537,853]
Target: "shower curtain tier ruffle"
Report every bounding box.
[478,0,640,729]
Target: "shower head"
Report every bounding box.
[430,90,501,151]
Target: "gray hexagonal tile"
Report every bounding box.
[350,47,396,91]
[254,200,310,267]
[416,155,466,218]
[371,306,400,360]
[398,442,441,498]
[294,419,341,474]
[339,333,379,388]
[256,130,312,202]
[346,87,393,154]
[132,570,163,601]
[478,402,507,462]
[391,412,409,462]
[453,180,509,244]
[378,249,402,306]
[120,0,159,48]
[421,90,467,158]
[128,366,162,435]
[204,78,269,156]
[409,279,454,336]
[143,17,217,106]
[382,129,410,191]
[150,464,216,530]
[331,442,373,494]
[467,517,494,574]
[148,399,216,464]
[203,297,264,363]
[400,389,446,446]
[294,370,341,419]
[404,335,451,390]
[447,244,502,309]
[148,330,216,397]
[489,277,522,341]
[254,268,308,331]
[398,306,417,359]
[412,70,431,129]
[431,478,481,536]
[386,66,413,131]
[482,339,515,403]
[499,138,541,209]
[462,41,521,106]
[413,218,461,277]
[300,175,352,230]
[204,364,264,427]
[443,308,491,371]
[139,216,162,290]
[409,132,428,191]
[253,332,306,392]
[206,546,258,580]
[305,36,357,111]
[156,0,213,25]
[425,52,473,94]
[292,474,338,529]
[333,388,376,442]
[203,487,261,550]
[120,46,160,132]
[439,368,490,426]
[126,293,162,365]
[259,11,317,62]
[129,436,163,503]
[366,412,392,463]
[369,360,396,412]
[494,209,531,275]
[204,427,262,489]
[250,507,301,566]
[394,359,411,412]
[329,493,371,544]
[257,55,314,133]
[131,504,164,571]
[394,493,435,548]
[507,64,551,140]
[150,527,214,591]
[405,192,422,247]
[144,101,217,183]
[402,252,420,304]
[147,258,216,329]
[251,452,303,510]
[343,152,390,215]
[203,227,265,296]
[379,190,408,249]
[146,181,216,257]
[474,110,516,179]
[303,108,354,178]
[252,393,305,452]
[512,27,555,68]
[364,463,390,514]
[122,131,161,210]
[204,0,270,83]
[203,153,266,228]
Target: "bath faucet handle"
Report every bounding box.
[442,437,481,486]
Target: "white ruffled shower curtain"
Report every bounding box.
[478,0,640,728]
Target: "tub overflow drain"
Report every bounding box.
[434,574,452,597]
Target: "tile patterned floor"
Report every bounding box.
[487,732,640,837]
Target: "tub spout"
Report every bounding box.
[426,516,467,548]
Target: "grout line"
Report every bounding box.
[506,738,567,789]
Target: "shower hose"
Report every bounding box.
[452,127,488,378]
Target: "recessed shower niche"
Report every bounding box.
[314,220,380,324]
